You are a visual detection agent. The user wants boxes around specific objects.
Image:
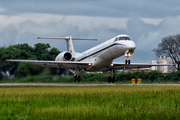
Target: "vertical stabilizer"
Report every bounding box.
[65,36,75,55]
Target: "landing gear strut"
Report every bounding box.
[108,69,116,83]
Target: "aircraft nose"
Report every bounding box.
[130,41,136,49]
[124,41,136,50]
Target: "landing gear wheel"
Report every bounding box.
[108,68,116,83]
[112,76,115,83]
[74,75,77,82]
[78,76,81,82]
[125,60,131,65]
[74,75,81,82]
[125,60,128,64]
[108,76,111,83]
[128,60,131,65]
[108,76,115,83]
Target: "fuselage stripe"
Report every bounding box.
[78,43,125,61]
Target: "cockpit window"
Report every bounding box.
[118,36,132,40]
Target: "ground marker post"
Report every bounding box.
[132,78,141,84]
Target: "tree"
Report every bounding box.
[0,72,3,80]
[0,43,61,77]
[147,70,164,82]
[0,44,35,76]
[153,34,180,70]
[14,62,43,78]
[33,43,51,60]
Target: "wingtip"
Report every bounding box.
[36,37,41,39]
[6,59,11,62]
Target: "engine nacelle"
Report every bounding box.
[55,51,72,61]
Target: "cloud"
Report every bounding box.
[117,16,180,62]
[0,0,180,63]
[0,25,19,46]
[1,14,180,63]
[0,0,180,18]
[158,16,180,35]
[0,16,147,62]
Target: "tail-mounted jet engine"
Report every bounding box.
[55,51,72,61]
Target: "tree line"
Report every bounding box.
[1,70,180,83]
[81,70,180,83]
[0,43,67,80]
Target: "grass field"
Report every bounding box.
[0,86,180,120]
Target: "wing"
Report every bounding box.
[6,59,174,71]
[112,62,174,70]
[6,59,91,70]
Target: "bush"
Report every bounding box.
[146,70,164,81]
[14,62,43,78]
[54,76,73,83]
[19,75,53,82]
[2,70,180,83]
[164,71,180,82]
[81,73,108,82]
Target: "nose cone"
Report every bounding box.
[124,41,136,50]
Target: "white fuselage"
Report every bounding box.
[72,35,136,71]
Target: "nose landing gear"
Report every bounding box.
[125,60,131,65]
[125,50,132,65]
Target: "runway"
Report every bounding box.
[0,83,180,86]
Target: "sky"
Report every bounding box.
[0,0,180,63]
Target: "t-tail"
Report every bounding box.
[37,36,97,57]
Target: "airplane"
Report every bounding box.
[6,34,172,83]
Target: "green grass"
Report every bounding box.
[0,86,180,120]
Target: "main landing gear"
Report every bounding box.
[74,75,81,82]
[108,69,116,83]
[74,68,81,82]
[108,76,115,83]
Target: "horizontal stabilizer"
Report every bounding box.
[36,37,97,41]
[36,36,97,55]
